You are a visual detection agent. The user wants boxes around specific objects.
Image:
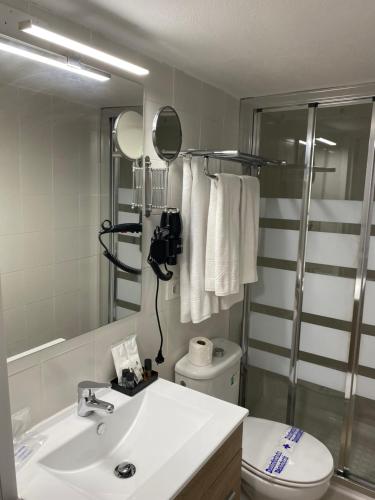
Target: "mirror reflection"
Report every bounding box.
[152,105,182,161]
[0,49,143,360]
[113,110,143,161]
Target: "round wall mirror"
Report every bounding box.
[113,110,143,161]
[152,106,182,162]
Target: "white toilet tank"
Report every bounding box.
[174,338,242,404]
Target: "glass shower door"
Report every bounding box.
[348,186,375,482]
[247,107,308,422]
[293,101,373,466]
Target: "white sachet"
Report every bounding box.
[111,334,143,384]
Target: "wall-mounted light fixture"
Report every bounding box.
[0,33,110,81]
[19,20,149,77]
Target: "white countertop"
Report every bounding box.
[17,378,248,500]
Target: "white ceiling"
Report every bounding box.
[28,0,375,98]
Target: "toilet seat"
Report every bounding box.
[242,417,334,488]
[242,458,331,489]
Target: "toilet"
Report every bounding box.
[175,338,334,500]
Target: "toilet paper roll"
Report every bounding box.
[188,337,213,367]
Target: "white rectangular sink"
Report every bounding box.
[40,390,210,498]
[17,379,248,500]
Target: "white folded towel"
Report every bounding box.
[206,173,259,311]
[190,158,219,323]
[205,173,241,296]
[180,157,192,323]
[240,175,260,283]
[204,177,217,293]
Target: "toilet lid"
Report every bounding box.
[242,417,333,485]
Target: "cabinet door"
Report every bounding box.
[204,450,241,500]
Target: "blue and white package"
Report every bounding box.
[264,426,305,476]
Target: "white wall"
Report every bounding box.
[2,1,240,426]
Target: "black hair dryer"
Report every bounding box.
[148,208,182,281]
[99,220,142,275]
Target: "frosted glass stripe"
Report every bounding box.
[357,375,375,399]
[250,312,292,349]
[248,348,346,392]
[249,312,349,362]
[298,360,346,392]
[254,267,355,321]
[300,323,349,363]
[118,211,140,224]
[118,242,141,268]
[258,229,299,261]
[303,273,355,321]
[260,198,302,220]
[359,334,375,369]
[118,188,134,204]
[259,228,359,269]
[306,232,359,269]
[260,198,363,224]
[248,348,289,377]
[363,281,375,325]
[252,268,295,310]
[367,237,375,270]
[117,279,141,304]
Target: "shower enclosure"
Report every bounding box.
[240,84,375,491]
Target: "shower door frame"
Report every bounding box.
[240,82,375,492]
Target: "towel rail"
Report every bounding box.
[180,150,336,177]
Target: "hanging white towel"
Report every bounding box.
[240,176,260,283]
[180,157,192,323]
[205,178,217,293]
[206,174,259,311]
[190,158,219,323]
[205,173,241,296]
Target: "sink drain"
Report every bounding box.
[114,462,136,479]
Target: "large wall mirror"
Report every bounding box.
[0,49,143,360]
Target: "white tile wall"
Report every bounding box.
[3,5,239,426]
[0,85,101,358]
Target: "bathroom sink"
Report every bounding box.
[17,379,248,500]
[40,389,210,498]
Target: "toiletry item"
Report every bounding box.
[124,370,136,390]
[121,368,131,387]
[144,358,152,379]
[188,337,213,366]
[111,334,143,384]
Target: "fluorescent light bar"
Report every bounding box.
[316,137,337,146]
[0,34,110,81]
[299,139,307,145]
[19,20,149,76]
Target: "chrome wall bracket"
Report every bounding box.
[144,155,169,217]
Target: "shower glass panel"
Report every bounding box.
[294,102,373,466]
[349,188,375,482]
[247,107,308,423]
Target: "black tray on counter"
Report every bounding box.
[111,370,158,397]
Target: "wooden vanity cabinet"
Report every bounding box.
[175,424,243,500]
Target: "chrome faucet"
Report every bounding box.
[77,381,115,417]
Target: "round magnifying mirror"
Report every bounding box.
[113,110,143,161]
[152,106,182,162]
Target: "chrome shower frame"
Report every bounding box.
[240,82,375,494]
